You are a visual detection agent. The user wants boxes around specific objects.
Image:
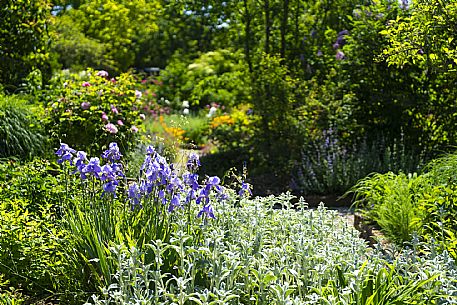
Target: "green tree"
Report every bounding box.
[51,0,160,72]
[0,0,52,91]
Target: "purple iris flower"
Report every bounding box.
[56,143,76,165]
[73,151,88,179]
[128,183,142,208]
[102,180,118,197]
[158,189,167,205]
[186,189,197,204]
[167,175,183,193]
[168,194,181,212]
[197,204,215,219]
[183,172,199,190]
[187,153,201,171]
[101,142,122,163]
[100,164,116,181]
[82,157,102,178]
[239,182,252,197]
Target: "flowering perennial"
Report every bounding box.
[56,142,228,219]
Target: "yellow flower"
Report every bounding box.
[210,115,235,129]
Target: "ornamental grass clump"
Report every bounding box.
[56,142,228,297]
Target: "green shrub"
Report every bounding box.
[44,69,145,154]
[350,172,424,245]
[0,159,65,213]
[0,198,68,298]
[0,94,48,159]
[350,150,457,256]
[157,49,251,110]
[416,152,457,258]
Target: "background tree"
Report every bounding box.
[0,0,52,91]
[51,0,161,72]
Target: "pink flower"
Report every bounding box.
[101,112,108,121]
[139,113,146,120]
[105,123,118,134]
[110,78,116,83]
[111,105,119,114]
[82,81,91,87]
[117,119,124,126]
[81,102,90,110]
[130,126,139,133]
[96,70,109,77]
[141,79,147,84]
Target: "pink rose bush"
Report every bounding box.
[45,69,147,153]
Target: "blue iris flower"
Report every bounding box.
[187,153,201,171]
[82,157,102,178]
[197,204,215,219]
[56,143,76,165]
[128,183,142,209]
[102,180,119,197]
[101,142,123,163]
[238,182,252,197]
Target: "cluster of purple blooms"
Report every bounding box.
[57,142,124,197]
[56,142,234,220]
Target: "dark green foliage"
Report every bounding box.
[251,54,303,171]
[0,95,49,159]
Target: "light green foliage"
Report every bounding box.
[158,50,251,109]
[44,69,145,154]
[351,172,423,245]
[0,159,65,211]
[0,94,49,159]
[416,152,457,258]
[381,0,457,71]
[351,150,457,257]
[0,198,67,296]
[0,0,52,90]
[51,0,161,72]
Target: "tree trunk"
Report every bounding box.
[280,0,290,59]
[264,0,270,54]
[244,0,253,72]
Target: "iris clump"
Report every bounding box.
[56,141,228,219]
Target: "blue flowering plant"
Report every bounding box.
[55,142,233,291]
[57,142,231,262]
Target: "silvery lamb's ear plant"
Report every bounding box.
[71,150,456,305]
